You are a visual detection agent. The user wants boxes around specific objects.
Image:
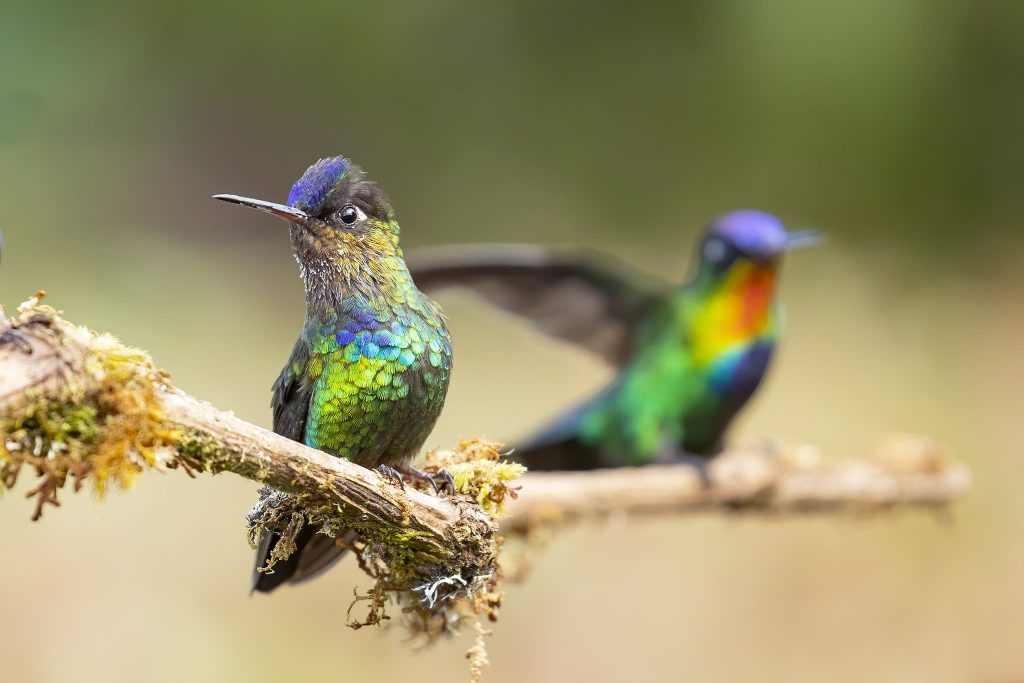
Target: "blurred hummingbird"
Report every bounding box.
[408,210,818,471]
[215,156,453,593]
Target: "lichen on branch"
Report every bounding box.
[0,294,972,682]
[0,296,517,658]
[0,294,182,519]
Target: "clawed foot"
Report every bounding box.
[0,328,32,354]
[404,467,456,495]
[376,464,455,495]
[375,464,405,490]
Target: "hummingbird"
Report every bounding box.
[407,210,819,471]
[215,156,453,593]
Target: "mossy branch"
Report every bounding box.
[0,295,972,679]
[0,295,971,570]
[0,295,506,607]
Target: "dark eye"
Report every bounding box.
[703,237,728,264]
[340,205,359,225]
[702,236,741,270]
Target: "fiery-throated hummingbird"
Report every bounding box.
[408,210,818,470]
[215,156,453,592]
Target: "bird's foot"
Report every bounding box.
[0,327,32,354]
[375,464,405,490]
[403,467,456,495]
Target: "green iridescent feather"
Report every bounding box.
[216,156,452,592]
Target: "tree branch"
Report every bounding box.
[0,296,500,591]
[0,296,971,566]
[500,444,970,533]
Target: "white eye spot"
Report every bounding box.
[704,237,727,264]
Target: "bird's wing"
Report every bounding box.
[252,339,326,594]
[271,338,312,441]
[407,243,669,366]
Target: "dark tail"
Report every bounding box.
[511,398,609,471]
[251,525,354,594]
[512,435,607,471]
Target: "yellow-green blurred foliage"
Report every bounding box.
[1,1,1021,681]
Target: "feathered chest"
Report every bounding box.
[304,291,451,396]
[688,262,778,367]
[299,285,452,459]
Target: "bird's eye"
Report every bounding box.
[338,205,364,225]
[703,237,728,264]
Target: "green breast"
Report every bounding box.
[303,292,451,468]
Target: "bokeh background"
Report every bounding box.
[2,1,1022,681]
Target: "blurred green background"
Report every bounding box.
[2,1,1022,681]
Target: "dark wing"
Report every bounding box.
[253,339,352,593]
[407,244,669,367]
[271,338,312,441]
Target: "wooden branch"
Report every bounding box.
[163,389,497,569]
[0,297,971,559]
[0,298,497,582]
[500,445,971,533]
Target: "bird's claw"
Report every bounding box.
[0,328,32,354]
[432,469,456,495]
[405,467,456,495]
[375,464,405,490]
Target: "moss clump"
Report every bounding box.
[419,438,526,518]
[246,487,447,590]
[244,437,523,666]
[0,295,179,518]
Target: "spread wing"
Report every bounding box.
[407,243,668,366]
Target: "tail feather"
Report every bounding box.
[512,398,608,471]
[251,525,354,594]
[512,435,606,471]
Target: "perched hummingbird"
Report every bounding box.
[408,210,818,471]
[215,156,453,592]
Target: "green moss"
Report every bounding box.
[363,525,443,583]
[177,431,230,473]
[420,438,526,518]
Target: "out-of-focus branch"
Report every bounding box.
[501,443,970,533]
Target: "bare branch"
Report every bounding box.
[501,444,970,533]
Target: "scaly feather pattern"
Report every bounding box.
[216,156,451,592]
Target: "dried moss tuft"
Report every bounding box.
[420,438,526,518]
[0,295,179,518]
[2,297,520,678]
[244,437,523,672]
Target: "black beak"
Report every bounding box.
[213,194,310,224]
[784,229,824,251]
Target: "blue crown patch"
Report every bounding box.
[287,157,350,213]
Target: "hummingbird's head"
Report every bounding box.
[214,156,401,275]
[699,210,820,273]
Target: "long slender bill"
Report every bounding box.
[785,229,824,250]
[213,194,309,223]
